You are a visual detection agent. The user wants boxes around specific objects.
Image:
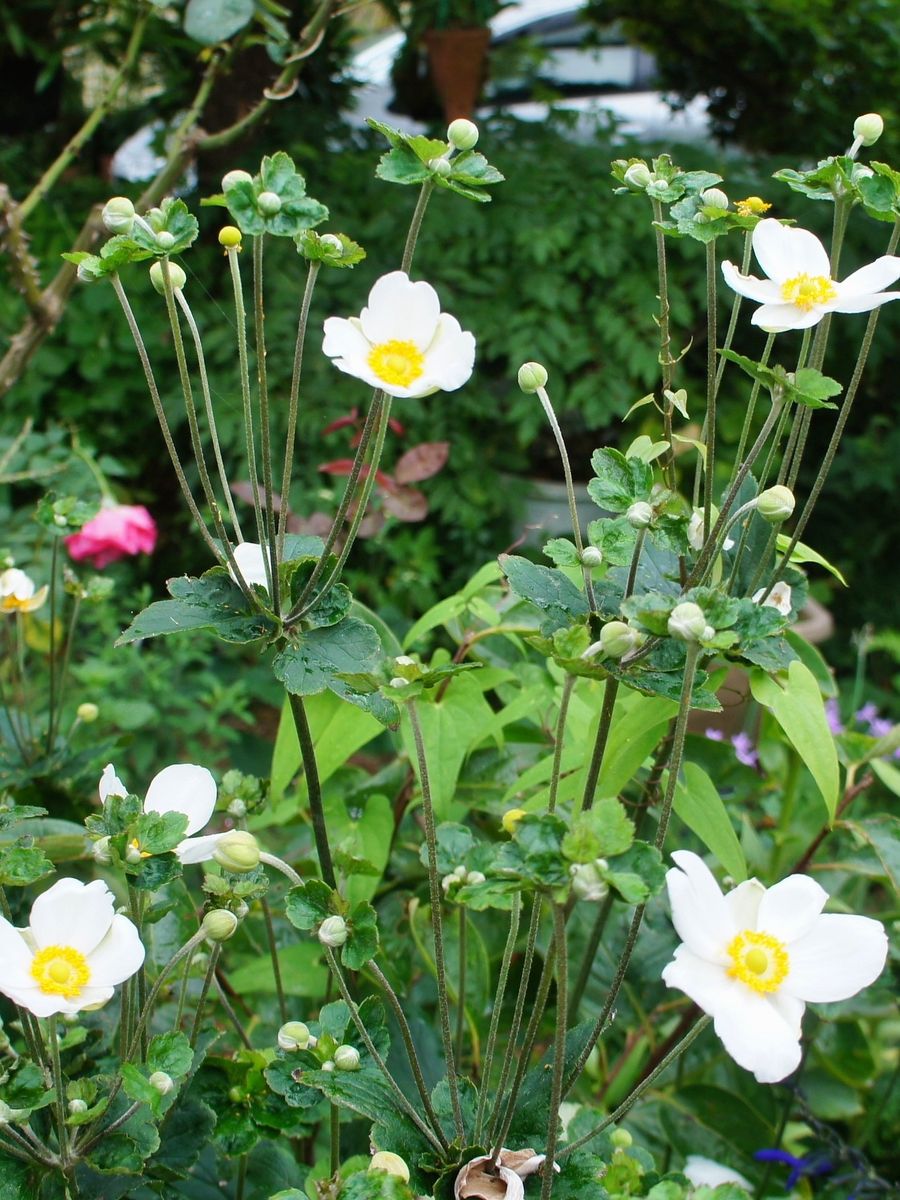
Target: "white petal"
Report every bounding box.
[28,879,114,956]
[750,302,824,333]
[85,914,145,986]
[785,913,888,1002]
[0,984,79,1018]
[359,271,441,350]
[666,851,736,961]
[417,315,476,394]
[323,315,371,362]
[70,985,115,1011]
[720,260,783,304]
[712,982,803,1083]
[771,989,805,1037]
[829,289,900,314]
[144,763,217,837]
[752,219,831,282]
[724,878,765,929]
[99,763,128,801]
[756,875,828,944]
[662,944,735,1013]
[683,1156,751,1191]
[0,918,35,989]
[229,542,269,592]
[175,831,225,864]
[837,255,900,296]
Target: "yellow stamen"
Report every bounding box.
[129,837,151,859]
[780,273,837,311]
[727,929,789,994]
[736,196,771,217]
[31,945,91,998]
[367,340,425,389]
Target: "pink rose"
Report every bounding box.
[65,504,158,569]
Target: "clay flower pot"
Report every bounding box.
[423,26,491,121]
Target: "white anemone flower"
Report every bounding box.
[323,271,475,399]
[683,1155,751,1191]
[661,851,888,1084]
[687,509,734,552]
[0,878,144,1017]
[0,567,49,615]
[100,762,224,864]
[753,581,792,615]
[722,218,900,333]
[228,542,270,593]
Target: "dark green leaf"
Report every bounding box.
[184,0,254,44]
[117,572,275,646]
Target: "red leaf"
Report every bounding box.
[321,408,359,436]
[382,487,428,522]
[394,442,450,484]
[318,461,393,490]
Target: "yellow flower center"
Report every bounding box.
[727,929,789,994]
[30,945,91,998]
[367,340,425,388]
[736,196,771,217]
[780,273,837,311]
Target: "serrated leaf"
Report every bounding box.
[272,617,382,696]
[117,571,275,645]
[184,0,254,44]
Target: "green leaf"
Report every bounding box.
[673,762,747,882]
[148,1031,193,1078]
[285,879,334,929]
[562,799,634,862]
[0,1159,33,1199]
[843,815,900,890]
[0,843,54,886]
[224,153,328,237]
[343,900,379,970]
[776,534,847,585]
[132,197,199,256]
[230,941,328,996]
[793,367,843,406]
[586,517,638,566]
[543,537,580,567]
[422,821,476,874]
[375,145,431,187]
[184,0,254,44]
[339,1170,415,1200]
[588,447,653,512]
[121,1062,164,1115]
[117,571,275,645]
[602,840,665,903]
[272,617,382,696]
[132,809,188,854]
[296,230,366,268]
[500,555,589,623]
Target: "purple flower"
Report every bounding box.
[704,727,726,742]
[869,717,893,739]
[731,731,759,769]
[855,702,879,725]
[755,1148,833,1189]
[825,697,844,735]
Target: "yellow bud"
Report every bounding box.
[502,808,526,835]
[218,225,242,249]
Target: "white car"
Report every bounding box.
[348,0,710,142]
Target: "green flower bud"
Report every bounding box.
[227,798,247,818]
[668,601,708,643]
[202,909,239,942]
[428,156,452,177]
[218,225,242,248]
[102,196,135,234]
[569,859,609,902]
[321,1060,335,1072]
[257,190,282,216]
[389,676,409,689]
[623,162,653,190]
[447,118,479,150]
[334,1044,361,1071]
[757,485,795,523]
[853,113,884,146]
[213,829,260,873]
[393,655,421,681]
[156,231,176,251]
[517,361,548,393]
[92,836,112,866]
[77,702,99,723]
[234,900,249,920]
[222,169,253,190]
[125,841,143,864]
[610,1128,632,1150]
[370,1152,411,1182]
[318,914,348,947]
[149,261,186,294]
[599,621,642,659]
[278,1021,313,1051]
[68,1098,88,1115]
[626,500,653,529]
[149,1071,174,1095]
[319,233,343,252]
[580,546,603,567]
[700,187,728,209]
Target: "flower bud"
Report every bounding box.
[222,169,252,190]
[395,655,416,667]
[389,676,409,689]
[623,162,652,190]
[334,1044,361,1071]
[580,546,603,567]
[700,187,728,209]
[321,1059,335,1072]
[227,798,247,818]
[320,233,343,252]
[736,195,771,217]
[202,908,239,942]
[92,836,112,866]
[853,113,884,147]
[213,829,260,873]
[77,702,99,723]
[318,914,348,947]
[125,841,143,864]
[278,1021,313,1051]
[569,859,609,902]
[68,1098,88,1115]
[501,808,526,835]
[626,500,653,529]
[76,261,97,283]
[517,361,548,393]
[257,191,282,216]
[668,602,708,643]
[149,261,186,294]
[610,1128,632,1150]
[428,157,452,177]
[757,485,795,523]
[599,621,641,659]
[467,870,485,885]
[102,196,135,234]
[234,900,249,920]
[370,1152,411,1182]
[218,225,242,249]
[447,118,479,150]
[149,1071,174,1095]
[155,231,176,251]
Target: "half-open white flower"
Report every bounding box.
[661,851,888,1083]
[228,542,270,593]
[0,567,49,615]
[753,581,792,615]
[683,1155,751,1191]
[0,878,144,1017]
[100,762,222,864]
[722,218,900,333]
[323,271,475,399]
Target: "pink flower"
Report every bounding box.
[65,504,157,569]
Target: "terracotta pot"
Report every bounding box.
[423,26,491,122]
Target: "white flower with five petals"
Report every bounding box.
[661,851,888,1083]
[323,271,475,399]
[753,581,792,616]
[722,218,900,333]
[100,762,225,864]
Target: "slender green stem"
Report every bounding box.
[651,199,676,490]
[731,333,775,477]
[47,1017,68,1165]
[473,893,521,1143]
[0,1131,48,1166]
[714,231,752,394]
[190,943,222,1047]
[568,891,614,1017]
[549,675,575,813]
[580,679,619,813]
[51,594,81,751]
[214,971,253,1049]
[703,241,718,536]
[252,235,280,614]
[456,906,468,1068]
[236,1155,248,1200]
[541,905,568,1200]
[288,695,335,888]
[77,1101,142,1156]
[278,261,320,559]
[401,180,436,274]
[174,944,197,1032]
[259,850,303,887]
[330,1105,340,1175]
[261,897,288,1024]
[487,898,540,1144]
[408,701,464,1141]
[625,528,646,599]
[45,539,58,756]
[128,884,148,1057]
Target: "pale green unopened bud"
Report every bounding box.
[370,1152,411,1182]
[517,361,548,393]
[599,621,641,659]
[580,546,603,567]
[467,870,485,885]
[853,113,884,146]
[156,231,176,251]
[125,841,143,864]
[77,702,99,723]
[149,1071,174,1095]
[92,836,112,866]
[68,1098,88,1115]
[102,196,135,234]
[334,1045,360,1071]
[757,485,795,523]
[257,191,282,215]
[623,162,652,190]
[428,156,452,177]
[77,262,97,283]
[320,233,343,251]
[213,829,259,873]
[389,676,409,689]
[668,601,708,643]
[227,798,247,818]
[610,1128,632,1150]
[447,118,479,150]
[218,225,242,248]
[321,1060,335,1072]
[149,261,186,294]
[318,914,348,947]
[278,1021,312,1051]
[222,170,252,190]
[202,909,239,942]
[700,187,728,209]
[234,900,249,920]
[626,500,653,529]
[569,859,609,902]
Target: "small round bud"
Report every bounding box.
[610,1128,632,1150]
[623,162,652,190]
[321,1060,335,1072]
[395,655,416,667]
[334,1045,361,1072]
[228,1085,244,1102]
[318,914,348,948]
[227,798,247,818]
[76,261,97,283]
[256,191,282,215]
[68,1098,88,1115]
[467,870,486,885]
[757,485,795,524]
[218,225,242,248]
[222,169,253,190]
[580,546,603,568]
[102,196,135,234]
[155,231,176,251]
[92,836,112,866]
[319,233,343,251]
[213,829,260,873]
[599,621,641,659]
[125,841,143,864]
[149,1071,174,1095]
[202,909,239,942]
[626,500,653,529]
[234,900,249,920]
[77,702,99,723]
[700,187,728,209]
[502,808,526,835]
[517,361,548,393]
[370,1152,411,1183]
[668,601,708,644]
[278,1021,312,1051]
[428,157,452,177]
[389,676,409,689]
[569,860,609,902]
[853,113,884,147]
[447,118,479,150]
[149,261,186,294]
